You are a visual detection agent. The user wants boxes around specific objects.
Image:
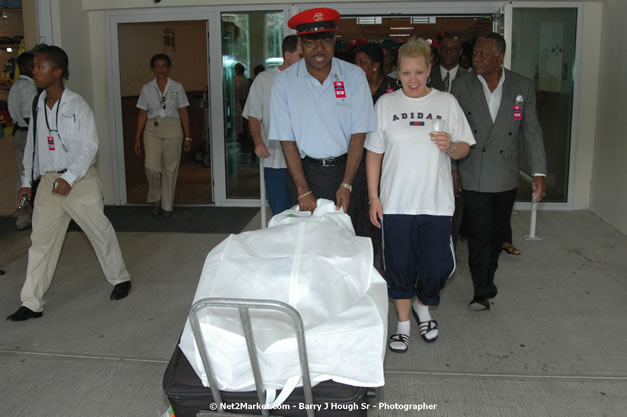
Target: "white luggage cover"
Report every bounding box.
[179,199,388,404]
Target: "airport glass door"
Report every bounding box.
[221,10,284,200]
[510,7,578,203]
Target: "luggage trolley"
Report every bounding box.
[164,297,373,417]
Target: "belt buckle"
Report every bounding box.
[321,158,330,167]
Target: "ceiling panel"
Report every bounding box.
[336,15,494,44]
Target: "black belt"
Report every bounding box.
[303,154,347,167]
[55,169,67,174]
[17,126,28,131]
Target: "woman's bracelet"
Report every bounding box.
[184,137,192,142]
[297,191,312,200]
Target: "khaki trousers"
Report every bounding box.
[14,129,32,227]
[143,118,183,212]
[20,167,131,312]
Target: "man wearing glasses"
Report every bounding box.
[268,7,375,231]
[430,33,468,93]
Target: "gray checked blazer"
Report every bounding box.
[451,69,547,193]
[429,65,469,92]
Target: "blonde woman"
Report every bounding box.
[365,38,475,353]
[134,54,191,217]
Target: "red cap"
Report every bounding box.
[288,8,341,36]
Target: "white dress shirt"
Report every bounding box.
[439,65,460,93]
[477,68,505,122]
[8,75,37,127]
[22,88,99,187]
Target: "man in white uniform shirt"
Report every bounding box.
[243,35,302,215]
[8,52,37,230]
[7,46,132,322]
[268,8,375,233]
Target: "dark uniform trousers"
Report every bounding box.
[462,187,517,299]
[288,157,369,238]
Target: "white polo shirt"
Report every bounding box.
[8,75,37,128]
[136,77,189,119]
[242,67,286,169]
[268,57,375,159]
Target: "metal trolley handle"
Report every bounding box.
[189,298,316,417]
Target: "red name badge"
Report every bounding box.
[334,81,346,98]
[513,104,522,120]
[47,136,55,151]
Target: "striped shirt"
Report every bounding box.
[21,88,99,187]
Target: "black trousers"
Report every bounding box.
[288,157,368,238]
[462,188,517,299]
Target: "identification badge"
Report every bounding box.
[47,136,55,151]
[513,104,522,120]
[334,81,346,98]
[158,109,167,118]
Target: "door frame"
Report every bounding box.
[105,1,582,210]
[105,6,216,205]
[105,4,292,207]
[503,2,584,211]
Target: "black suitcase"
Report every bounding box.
[163,298,374,417]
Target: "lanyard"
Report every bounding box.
[44,96,61,134]
[43,96,68,152]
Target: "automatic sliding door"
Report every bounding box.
[220,11,284,200]
[510,8,577,203]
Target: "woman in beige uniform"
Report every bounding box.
[134,53,191,217]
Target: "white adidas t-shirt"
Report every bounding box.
[365,89,475,216]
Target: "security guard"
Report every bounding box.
[268,7,375,231]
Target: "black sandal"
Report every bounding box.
[502,245,521,255]
[418,320,439,343]
[388,334,409,353]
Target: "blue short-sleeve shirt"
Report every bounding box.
[268,57,375,159]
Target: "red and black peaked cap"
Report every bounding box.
[288,8,341,36]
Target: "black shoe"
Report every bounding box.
[152,205,161,216]
[162,210,173,218]
[110,281,132,300]
[7,306,43,321]
[468,297,490,311]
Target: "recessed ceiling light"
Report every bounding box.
[390,27,414,30]
[389,33,411,37]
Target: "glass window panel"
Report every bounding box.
[221,11,284,199]
[511,8,577,203]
